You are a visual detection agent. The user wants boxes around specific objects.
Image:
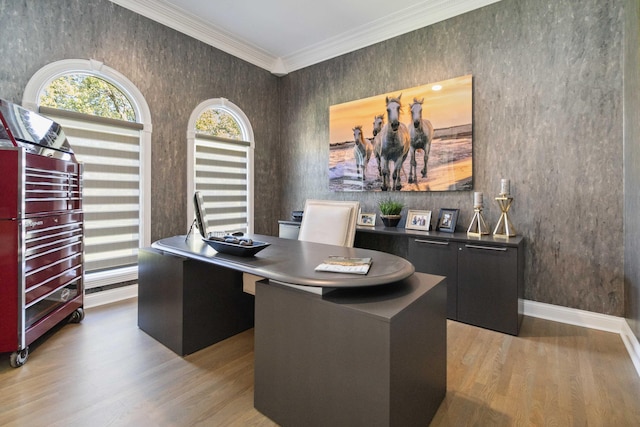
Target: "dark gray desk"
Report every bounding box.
[138,234,446,426]
[150,234,415,287]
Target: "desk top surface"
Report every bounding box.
[152,234,415,288]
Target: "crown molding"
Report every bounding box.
[110,0,502,75]
[281,0,502,72]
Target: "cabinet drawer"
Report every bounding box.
[25,259,82,305]
[25,278,81,328]
[24,154,82,215]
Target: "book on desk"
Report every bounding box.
[314,256,372,275]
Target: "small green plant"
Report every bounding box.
[378,198,404,216]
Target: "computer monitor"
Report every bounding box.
[193,191,209,238]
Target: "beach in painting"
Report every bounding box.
[329,124,472,192]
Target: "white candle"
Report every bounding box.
[474,191,483,207]
[500,179,510,195]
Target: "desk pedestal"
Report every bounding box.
[254,273,446,427]
[138,248,254,355]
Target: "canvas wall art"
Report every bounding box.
[329,74,473,192]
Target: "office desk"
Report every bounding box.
[138,234,446,426]
[150,234,415,287]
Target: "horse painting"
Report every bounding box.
[408,98,435,184]
[352,125,373,180]
[377,95,410,191]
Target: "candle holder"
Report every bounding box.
[493,195,516,237]
[467,194,490,236]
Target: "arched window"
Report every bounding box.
[187,99,254,235]
[23,59,151,298]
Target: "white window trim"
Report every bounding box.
[23,59,152,288]
[187,98,255,234]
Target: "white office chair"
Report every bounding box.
[243,199,360,295]
[297,199,360,247]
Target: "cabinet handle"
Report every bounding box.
[464,244,508,252]
[414,239,449,246]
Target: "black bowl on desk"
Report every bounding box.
[203,238,270,257]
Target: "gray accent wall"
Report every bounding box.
[624,0,640,340]
[279,0,627,316]
[0,0,636,319]
[0,0,282,239]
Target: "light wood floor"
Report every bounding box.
[1,298,638,426]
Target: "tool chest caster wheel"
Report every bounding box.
[10,347,29,368]
[69,308,85,323]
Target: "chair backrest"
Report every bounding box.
[297,199,360,247]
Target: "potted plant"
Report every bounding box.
[378,198,404,227]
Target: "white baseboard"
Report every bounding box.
[524,299,640,377]
[523,299,624,333]
[84,284,138,309]
[620,320,640,378]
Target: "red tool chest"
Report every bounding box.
[0,99,84,367]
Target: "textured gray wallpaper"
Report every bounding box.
[0,0,282,239]
[623,0,640,338]
[279,0,626,315]
[0,0,632,316]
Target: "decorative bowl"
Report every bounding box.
[203,238,270,257]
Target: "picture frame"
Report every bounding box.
[436,208,459,233]
[405,209,432,231]
[357,212,377,227]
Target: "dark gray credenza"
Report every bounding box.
[355,226,525,336]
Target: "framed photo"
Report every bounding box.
[357,212,376,226]
[406,210,432,231]
[436,208,459,233]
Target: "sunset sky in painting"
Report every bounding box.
[329,74,472,144]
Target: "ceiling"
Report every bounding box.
[110,0,501,76]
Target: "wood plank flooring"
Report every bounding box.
[0,298,638,426]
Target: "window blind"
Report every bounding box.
[194,134,249,234]
[42,111,142,288]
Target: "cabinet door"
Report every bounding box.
[408,238,458,320]
[457,244,518,335]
